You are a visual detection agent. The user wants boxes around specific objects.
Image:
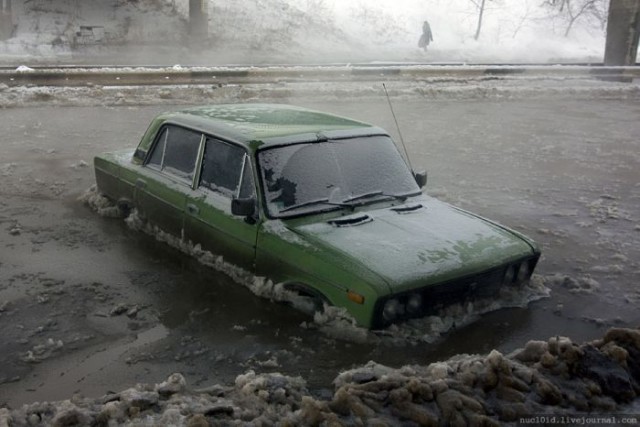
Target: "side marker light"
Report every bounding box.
[347,290,365,304]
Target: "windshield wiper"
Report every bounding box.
[342,190,422,205]
[342,190,384,204]
[279,190,422,214]
[279,197,352,214]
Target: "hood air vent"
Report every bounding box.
[328,215,372,227]
[391,204,423,214]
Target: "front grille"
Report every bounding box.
[373,255,539,329]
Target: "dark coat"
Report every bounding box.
[418,21,433,48]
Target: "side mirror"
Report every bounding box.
[414,170,427,188]
[231,197,256,217]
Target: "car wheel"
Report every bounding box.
[283,283,328,315]
[116,199,132,218]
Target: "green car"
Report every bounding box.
[94,104,540,329]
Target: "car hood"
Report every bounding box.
[288,196,536,294]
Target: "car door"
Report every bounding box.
[135,125,203,237]
[183,136,259,271]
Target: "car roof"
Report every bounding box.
[159,104,388,149]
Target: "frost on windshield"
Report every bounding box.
[258,136,419,216]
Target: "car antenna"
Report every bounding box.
[382,83,414,171]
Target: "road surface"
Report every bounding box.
[1,96,639,406]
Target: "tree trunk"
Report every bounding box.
[564,16,576,36]
[474,0,486,40]
[189,0,208,41]
[604,0,640,65]
[0,0,13,41]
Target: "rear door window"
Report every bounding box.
[146,125,203,182]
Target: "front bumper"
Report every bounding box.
[372,255,540,329]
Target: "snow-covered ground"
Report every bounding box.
[1,72,639,110]
[1,328,639,426]
[0,0,629,65]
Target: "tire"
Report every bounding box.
[116,199,132,218]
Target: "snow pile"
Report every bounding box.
[19,338,64,364]
[2,328,639,425]
[322,328,640,425]
[546,273,601,295]
[2,76,639,109]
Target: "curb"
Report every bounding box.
[1,65,638,87]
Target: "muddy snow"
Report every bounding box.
[1,328,639,426]
[0,81,639,422]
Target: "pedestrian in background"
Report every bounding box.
[418,20,433,52]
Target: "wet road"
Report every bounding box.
[1,97,639,406]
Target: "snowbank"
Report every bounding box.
[2,328,639,426]
[2,74,639,110]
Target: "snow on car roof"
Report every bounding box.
[161,103,382,148]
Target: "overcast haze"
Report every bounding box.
[0,0,615,64]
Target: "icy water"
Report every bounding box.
[0,98,639,406]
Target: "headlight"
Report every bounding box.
[517,262,530,283]
[503,265,516,284]
[383,298,403,321]
[406,293,423,315]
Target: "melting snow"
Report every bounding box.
[2,328,640,425]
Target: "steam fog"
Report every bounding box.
[1,0,640,424]
[0,0,615,64]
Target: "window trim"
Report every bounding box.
[198,136,252,198]
[143,124,205,188]
[236,153,258,200]
[237,153,249,198]
[143,123,258,203]
[192,134,207,191]
[145,126,168,172]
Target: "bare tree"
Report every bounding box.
[510,0,538,38]
[542,0,608,36]
[469,0,488,40]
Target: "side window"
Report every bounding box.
[147,128,167,169]
[163,127,202,180]
[200,138,245,196]
[146,125,202,181]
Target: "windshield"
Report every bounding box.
[258,135,420,217]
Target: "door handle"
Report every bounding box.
[136,178,146,189]
[186,203,199,215]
